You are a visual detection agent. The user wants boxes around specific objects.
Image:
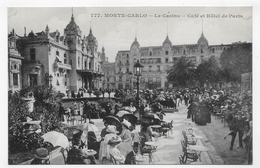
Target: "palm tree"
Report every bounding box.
[196,57,220,87]
[167,56,196,87]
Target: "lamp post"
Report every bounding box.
[134,60,144,100]
[129,71,133,91]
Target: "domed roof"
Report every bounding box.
[86,28,98,46]
[197,32,208,46]
[162,35,172,46]
[65,14,80,33]
[131,37,140,49]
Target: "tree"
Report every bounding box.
[220,42,252,82]
[196,57,220,87]
[167,56,196,87]
[18,85,64,133]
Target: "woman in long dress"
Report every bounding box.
[99,125,118,161]
[118,119,132,157]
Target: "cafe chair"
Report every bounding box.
[182,130,196,145]
[179,154,185,164]
[181,140,198,163]
[109,154,123,164]
[60,147,69,164]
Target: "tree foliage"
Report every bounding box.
[220,42,252,82]
[196,57,220,87]
[167,56,196,87]
[9,85,64,154]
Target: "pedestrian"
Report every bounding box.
[229,111,246,150]
[30,148,50,165]
[58,102,65,122]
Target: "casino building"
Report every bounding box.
[8,13,106,93]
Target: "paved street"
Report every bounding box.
[48,103,213,165]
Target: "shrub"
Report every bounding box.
[93,90,102,97]
[9,85,64,154]
[98,98,116,109]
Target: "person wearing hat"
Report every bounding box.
[229,111,246,150]
[23,124,44,151]
[30,148,50,164]
[99,125,119,161]
[67,130,88,164]
[118,119,132,157]
[107,136,125,164]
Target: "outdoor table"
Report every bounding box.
[145,142,158,147]
[135,156,145,164]
[83,149,97,156]
[188,145,209,161]
[186,127,198,134]
[191,135,203,143]
[151,125,161,128]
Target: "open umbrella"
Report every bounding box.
[143,113,161,120]
[42,131,69,149]
[103,115,121,125]
[116,110,131,117]
[142,113,161,125]
[77,123,99,132]
[122,114,138,125]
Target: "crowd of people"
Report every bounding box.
[28,86,252,165]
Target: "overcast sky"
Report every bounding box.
[8,7,252,62]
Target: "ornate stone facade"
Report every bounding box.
[12,14,106,93]
[113,32,231,90]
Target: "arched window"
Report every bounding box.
[150,52,152,56]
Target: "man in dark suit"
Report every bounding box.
[125,142,139,164]
[229,111,246,150]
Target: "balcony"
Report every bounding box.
[57,62,72,70]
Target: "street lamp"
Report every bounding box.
[128,71,133,91]
[45,73,53,86]
[134,60,144,100]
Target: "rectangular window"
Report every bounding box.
[64,54,67,64]
[13,73,18,86]
[84,60,87,69]
[212,48,215,53]
[30,48,36,61]
[56,51,59,56]
[156,58,161,63]
[165,58,169,63]
[157,65,160,72]
[149,66,152,72]
[165,51,169,55]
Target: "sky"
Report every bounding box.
[8,7,252,62]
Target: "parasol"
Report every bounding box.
[143,113,161,120]
[122,113,138,125]
[103,115,121,126]
[116,110,131,117]
[142,113,161,125]
[42,131,69,149]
